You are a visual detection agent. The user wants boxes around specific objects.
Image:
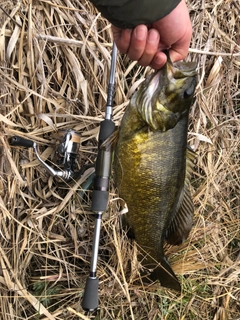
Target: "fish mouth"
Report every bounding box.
[136,58,197,131]
[171,61,197,78]
[147,60,197,94]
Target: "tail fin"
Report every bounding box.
[150,256,181,292]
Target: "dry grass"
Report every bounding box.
[0,0,239,319]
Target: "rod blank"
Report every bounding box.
[81,43,117,312]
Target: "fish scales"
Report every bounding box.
[114,60,197,291]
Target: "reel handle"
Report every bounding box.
[9,136,34,148]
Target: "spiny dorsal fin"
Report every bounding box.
[165,146,196,246]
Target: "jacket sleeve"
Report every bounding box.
[89,0,181,29]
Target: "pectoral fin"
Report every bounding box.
[165,146,195,245]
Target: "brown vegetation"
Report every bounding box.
[0,0,239,319]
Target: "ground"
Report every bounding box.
[0,0,239,319]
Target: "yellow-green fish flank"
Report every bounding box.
[114,59,197,291]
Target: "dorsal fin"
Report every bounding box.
[165,146,196,245]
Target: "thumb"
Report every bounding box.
[169,45,189,63]
[168,25,192,62]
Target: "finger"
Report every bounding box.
[127,25,148,61]
[112,27,132,54]
[137,29,160,67]
[169,23,192,62]
[150,51,167,70]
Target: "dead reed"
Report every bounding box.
[0,0,239,319]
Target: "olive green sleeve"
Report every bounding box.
[89,0,181,28]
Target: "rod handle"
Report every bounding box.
[9,136,34,148]
[82,277,99,311]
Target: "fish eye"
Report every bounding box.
[184,89,192,98]
[184,83,195,99]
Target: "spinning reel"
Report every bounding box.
[9,129,82,183]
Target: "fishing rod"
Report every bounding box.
[81,42,118,312]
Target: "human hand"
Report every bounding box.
[111,0,192,69]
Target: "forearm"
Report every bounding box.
[89,0,181,28]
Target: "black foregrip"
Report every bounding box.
[9,136,34,148]
[98,119,115,144]
[82,277,99,311]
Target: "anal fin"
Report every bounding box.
[146,257,181,292]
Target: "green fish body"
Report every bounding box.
[114,60,197,291]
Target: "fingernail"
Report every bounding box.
[155,55,162,64]
[135,26,146,40]
[148,29,159,44]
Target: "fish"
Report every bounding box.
[114,58,197,291]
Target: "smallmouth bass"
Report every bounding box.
[114,59,197,291]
